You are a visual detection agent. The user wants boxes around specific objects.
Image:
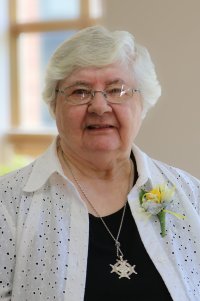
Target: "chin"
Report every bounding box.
[86,143,120,153]
[84,136,120,151]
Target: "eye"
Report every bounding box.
[106,86,123,96]
[70,88,90,96]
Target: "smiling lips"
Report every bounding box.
[86,124,115,130]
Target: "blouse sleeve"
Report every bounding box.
[0,194,17,300]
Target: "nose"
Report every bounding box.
[87,91,112,116]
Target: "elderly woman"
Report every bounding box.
[0,26,200,301]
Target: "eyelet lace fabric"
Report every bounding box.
[0,140,200,300]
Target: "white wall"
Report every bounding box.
[102,0,200,178]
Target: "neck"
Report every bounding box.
[59,148,132,183]
[57,138,135,216]
[57,140,132,181]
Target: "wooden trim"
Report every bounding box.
[9,0,20,126]
[8,0,101,129]
[10,18,100,34]
[9,35,20,126]
[5,132,55,157]
[9,0,16,22]
[81,0,90,19]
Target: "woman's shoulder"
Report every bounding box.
[152,158,200,211]
[133,144,200,188]
[0,161,37,222]
[153,157,200,186]
[0,160,35,192]
[133,144,200,211]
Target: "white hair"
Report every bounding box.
[42,25,161,118]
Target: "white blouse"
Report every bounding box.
[0,139,200,301]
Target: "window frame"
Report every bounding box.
[7,0,102,157]
[9,0,101,127]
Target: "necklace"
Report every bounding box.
[60,147,137,279]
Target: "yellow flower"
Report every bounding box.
[145,188,162,203]
[143,184,175,206]
[139,183,185,237]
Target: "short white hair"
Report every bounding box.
[43,25,161,118]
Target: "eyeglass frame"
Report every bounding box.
[55,84,140,105]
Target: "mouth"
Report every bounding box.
[86,124,115,130]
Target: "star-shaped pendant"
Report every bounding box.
[110,257,137,279]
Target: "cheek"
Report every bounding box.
[55,105,67,133]
[131,108,143,136]
[118,103,142,143]
[121,103,142,129]
[55,104,86,135]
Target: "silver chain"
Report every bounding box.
[60,147,133,259]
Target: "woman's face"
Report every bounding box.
[55,63,143,160]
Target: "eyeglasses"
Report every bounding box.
[55,84,140,105]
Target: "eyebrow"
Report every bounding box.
[63,81,91,88]
[63,78,126,88]
[105,79,126,85]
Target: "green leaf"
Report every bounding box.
[139,189,147,204]
[157,210,166,237]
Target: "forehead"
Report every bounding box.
[63,63,134,86]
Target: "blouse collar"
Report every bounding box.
[23,137,64,192]
[23,137,150,193]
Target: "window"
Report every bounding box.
[0,0,102,164]
[9,0,102,131]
